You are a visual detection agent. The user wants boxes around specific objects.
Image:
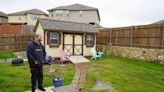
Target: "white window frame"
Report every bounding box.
[18,17,21,21]
[50,32,59,45]
[66,10,70,17]
[80,11,83,17]
[86,34,94,46]
[31,15,37,21]
[55,10,63,17]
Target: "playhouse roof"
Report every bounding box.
[36,18,99,33]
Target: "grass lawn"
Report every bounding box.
[0,55,163,92]
[0,62,74,92]
[0,51,17,59]
[83,55,164,92]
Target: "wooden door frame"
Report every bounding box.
[63,33,83,55]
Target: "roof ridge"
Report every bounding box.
[47,3,98,11]
[8,9,47,15]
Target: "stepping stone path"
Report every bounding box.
[92,80,114,92]
[71,63,86,91]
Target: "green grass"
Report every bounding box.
[0,62,74,92]
[83,55,164,92]
[0,51,17,59]
[0,55,164,92]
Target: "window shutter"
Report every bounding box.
[47,32,50,45]
[85,34,87,45]
[92,34,95,46]
[58,33,61,45]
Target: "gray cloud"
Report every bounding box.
[0,0,164,27]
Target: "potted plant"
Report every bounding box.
[53,75,64,88]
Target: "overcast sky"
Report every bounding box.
[0,0,164,27]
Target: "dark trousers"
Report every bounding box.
[30,65,43,90]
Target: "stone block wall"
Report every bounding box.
[97,45,164,65]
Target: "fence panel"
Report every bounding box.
[0,34,34,52]
[97,24,164,49]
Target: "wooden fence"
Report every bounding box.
[0,24,34,34]
[0,34,34,52]
[97,24,164,49]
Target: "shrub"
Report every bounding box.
[0,51,17,59]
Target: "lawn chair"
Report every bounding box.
[91,48,104,60]
[59,50,70,64]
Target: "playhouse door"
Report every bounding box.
[63,34,73,55]
[64,34,83,55]
[74,34,83,55]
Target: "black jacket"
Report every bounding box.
[27,41,45,68]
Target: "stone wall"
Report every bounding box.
[97,45,164,65]
[14,51,27,59]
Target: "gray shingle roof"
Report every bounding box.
[8,9,48,16]
[152,20,164,24]
[48,4,98,11]
[38,18,99,33]
[48,4,100,21]
[0,11,7,17]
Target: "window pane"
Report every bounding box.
[50,32,59,38]
[55,10,63,17]
[86,35,94,46]
[31,15,37,21]
[80,11,83,17]
[51,39,58,44]
[50,32,59,45]
[66,10,70,17]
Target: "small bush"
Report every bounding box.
[0,51,17,59]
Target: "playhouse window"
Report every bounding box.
[50,32,59,45]
[86,34,94,47]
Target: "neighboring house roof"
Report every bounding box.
[48,4,98,11]
[48,4,101,21]
[152,20,164,24]
[8,9,48,16]
[35,18,99,33]
[0,11,8,18]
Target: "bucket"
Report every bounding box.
[53,76,64,88]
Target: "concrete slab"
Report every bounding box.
[26,85,79,92]
[70,55,89,63]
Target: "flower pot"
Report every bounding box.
[53,76,64,88]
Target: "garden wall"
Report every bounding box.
[97,45,164,65]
